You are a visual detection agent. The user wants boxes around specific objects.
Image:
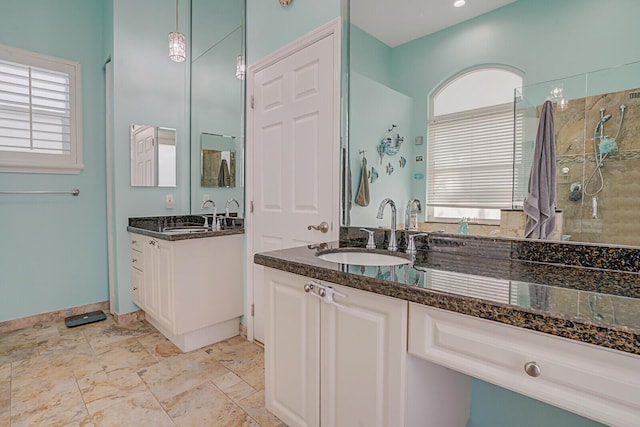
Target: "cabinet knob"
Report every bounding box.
[318,288,326,297]
[133,287,138,291]
[524,361,541,377]
[304,283,314,293]
[132,240,137,244]
[132,258,137,263]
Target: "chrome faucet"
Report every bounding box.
[405,198,422,231]
[225,198,240,217]
[200,199,216,228]
[376,198,397,251]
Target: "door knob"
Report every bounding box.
[308,221,329,233]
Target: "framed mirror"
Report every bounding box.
[345,0,640,247]
[190,0,244,214]
[130,124,176,187]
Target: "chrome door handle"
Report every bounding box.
[308,221,329,233]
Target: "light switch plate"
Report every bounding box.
[165,194,175,209]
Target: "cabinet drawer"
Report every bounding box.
[408,303,640,427]
[130,234,144,252]
[131,250,144,271]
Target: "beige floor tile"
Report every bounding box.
[78,370,150,415]
[0,364,9,382]
[37,328,94,356]
[222,379,257,403]
[12,351,95,384]
[93,337,158,376]
[0,329,38,365]
[139,349,231,403]
[164,381,258,427]
[237,390,284,427]
[136,331,183,360]
[0,380,10,426]
[78,390,174,427]
[3,318,284,427]
[11,375,87,427]
[84,320,153,352]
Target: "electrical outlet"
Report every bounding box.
[202,194,210,202]
[165,194,175,209]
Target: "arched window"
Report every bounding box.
[427,67,523,222]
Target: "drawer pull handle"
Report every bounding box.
[524,361,541,377]
[132,258,137,263]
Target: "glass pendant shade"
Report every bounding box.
[236,55,246,80]
[169,32,186,63]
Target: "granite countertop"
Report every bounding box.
[128,215,244,241]
[254,241,640,356]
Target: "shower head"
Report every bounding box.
[600,114,612,124]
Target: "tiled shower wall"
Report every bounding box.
[553,87,640,246]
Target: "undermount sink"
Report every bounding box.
[316,249,412,266]
[162,225,210,234]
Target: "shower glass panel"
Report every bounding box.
[514,60,640,245]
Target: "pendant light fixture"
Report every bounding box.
[169,0,186,62]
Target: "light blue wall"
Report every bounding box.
[466,380,605,427]
[246,0,341,64]
[0,0,109,322]
[349,72,413,227]
[190,0,244,215]
[110,0,191,314]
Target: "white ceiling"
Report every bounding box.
[350,0,517,48]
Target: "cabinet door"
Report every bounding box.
[142,239,157,317]
[320,283,407,427]
[264,269,320,427]
[131,266,143,307]
[155,239,175,332]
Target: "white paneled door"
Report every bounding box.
[248,20,341,343]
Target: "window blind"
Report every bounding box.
[0,59,71,155]
[427,104,523,217]
[425,269,517,304]
[0,44,81,174]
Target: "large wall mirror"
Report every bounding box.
[130,124,177,187]
[190,0,245,215]
[345,0,640,247]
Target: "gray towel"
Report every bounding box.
[218,159,231,187]
[523,100,557,239]
[355,156,370,207]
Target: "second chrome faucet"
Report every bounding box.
[376,198,397,251]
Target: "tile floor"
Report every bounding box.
[0,315,285,427]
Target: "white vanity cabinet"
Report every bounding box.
[129,232,243,351]
[264,268,407,427]
[408,303,640,427]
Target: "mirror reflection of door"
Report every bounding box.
[130,124,177,187]
[131,124,156,186]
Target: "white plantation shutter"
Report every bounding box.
[427,67,523,221]
[425,269,517,304]
[0,44,82,173]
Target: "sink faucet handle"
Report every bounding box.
[359,228,377,249]
[406,233,430,256]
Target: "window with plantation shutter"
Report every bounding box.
[0,44,82,173]
[427,67,523,222]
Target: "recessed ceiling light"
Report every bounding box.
[454,0,466,7]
